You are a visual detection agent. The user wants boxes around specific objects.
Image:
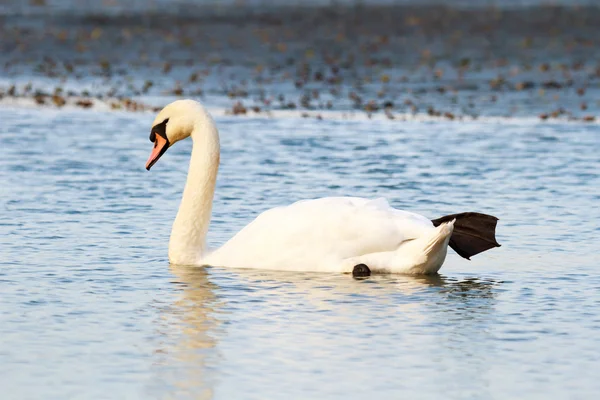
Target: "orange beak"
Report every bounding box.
[146,134,169,170]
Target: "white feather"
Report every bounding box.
[150,100,454,275]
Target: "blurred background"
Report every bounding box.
[1,0,599,120]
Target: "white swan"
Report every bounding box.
[146,100,500,276]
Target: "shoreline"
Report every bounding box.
[1,94,596,125]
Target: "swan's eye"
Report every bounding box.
[149,118,169,142]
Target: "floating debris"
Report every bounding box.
[364,100,379,112]
[34,94,46,105]
[515,81,535,91]
[232,101,247,115]
[52,95,66,107]
[76,99,93,108]
[172,85,184,96]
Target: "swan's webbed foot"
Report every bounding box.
[352,264,371,278]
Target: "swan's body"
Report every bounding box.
[203,197,453,274]
[146,100,499,275]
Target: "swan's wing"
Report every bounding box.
[206,197,434,270]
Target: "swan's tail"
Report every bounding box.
[352,221,455,275]
[431,212,500,260]
[422,219,455,257]
[405,220,454,274]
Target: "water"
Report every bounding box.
[1,104,599,399]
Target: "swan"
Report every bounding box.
[145,99,500,276]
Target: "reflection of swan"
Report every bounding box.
[145,100,500,275]
[150,265,223,400]
[150,267,499,397]
[221,269,500,369]
[206,268,499,395]
[212,267,498,312]
[168,264,223,349]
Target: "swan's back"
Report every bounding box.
[203,197,434,272]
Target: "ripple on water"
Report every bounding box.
[0,108,599,399]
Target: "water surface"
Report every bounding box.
[1,107,599,399]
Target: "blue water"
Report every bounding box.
[1,106,600,399]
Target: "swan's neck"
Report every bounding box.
[168,117,220,265]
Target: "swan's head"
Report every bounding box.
[146,99,205,170]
